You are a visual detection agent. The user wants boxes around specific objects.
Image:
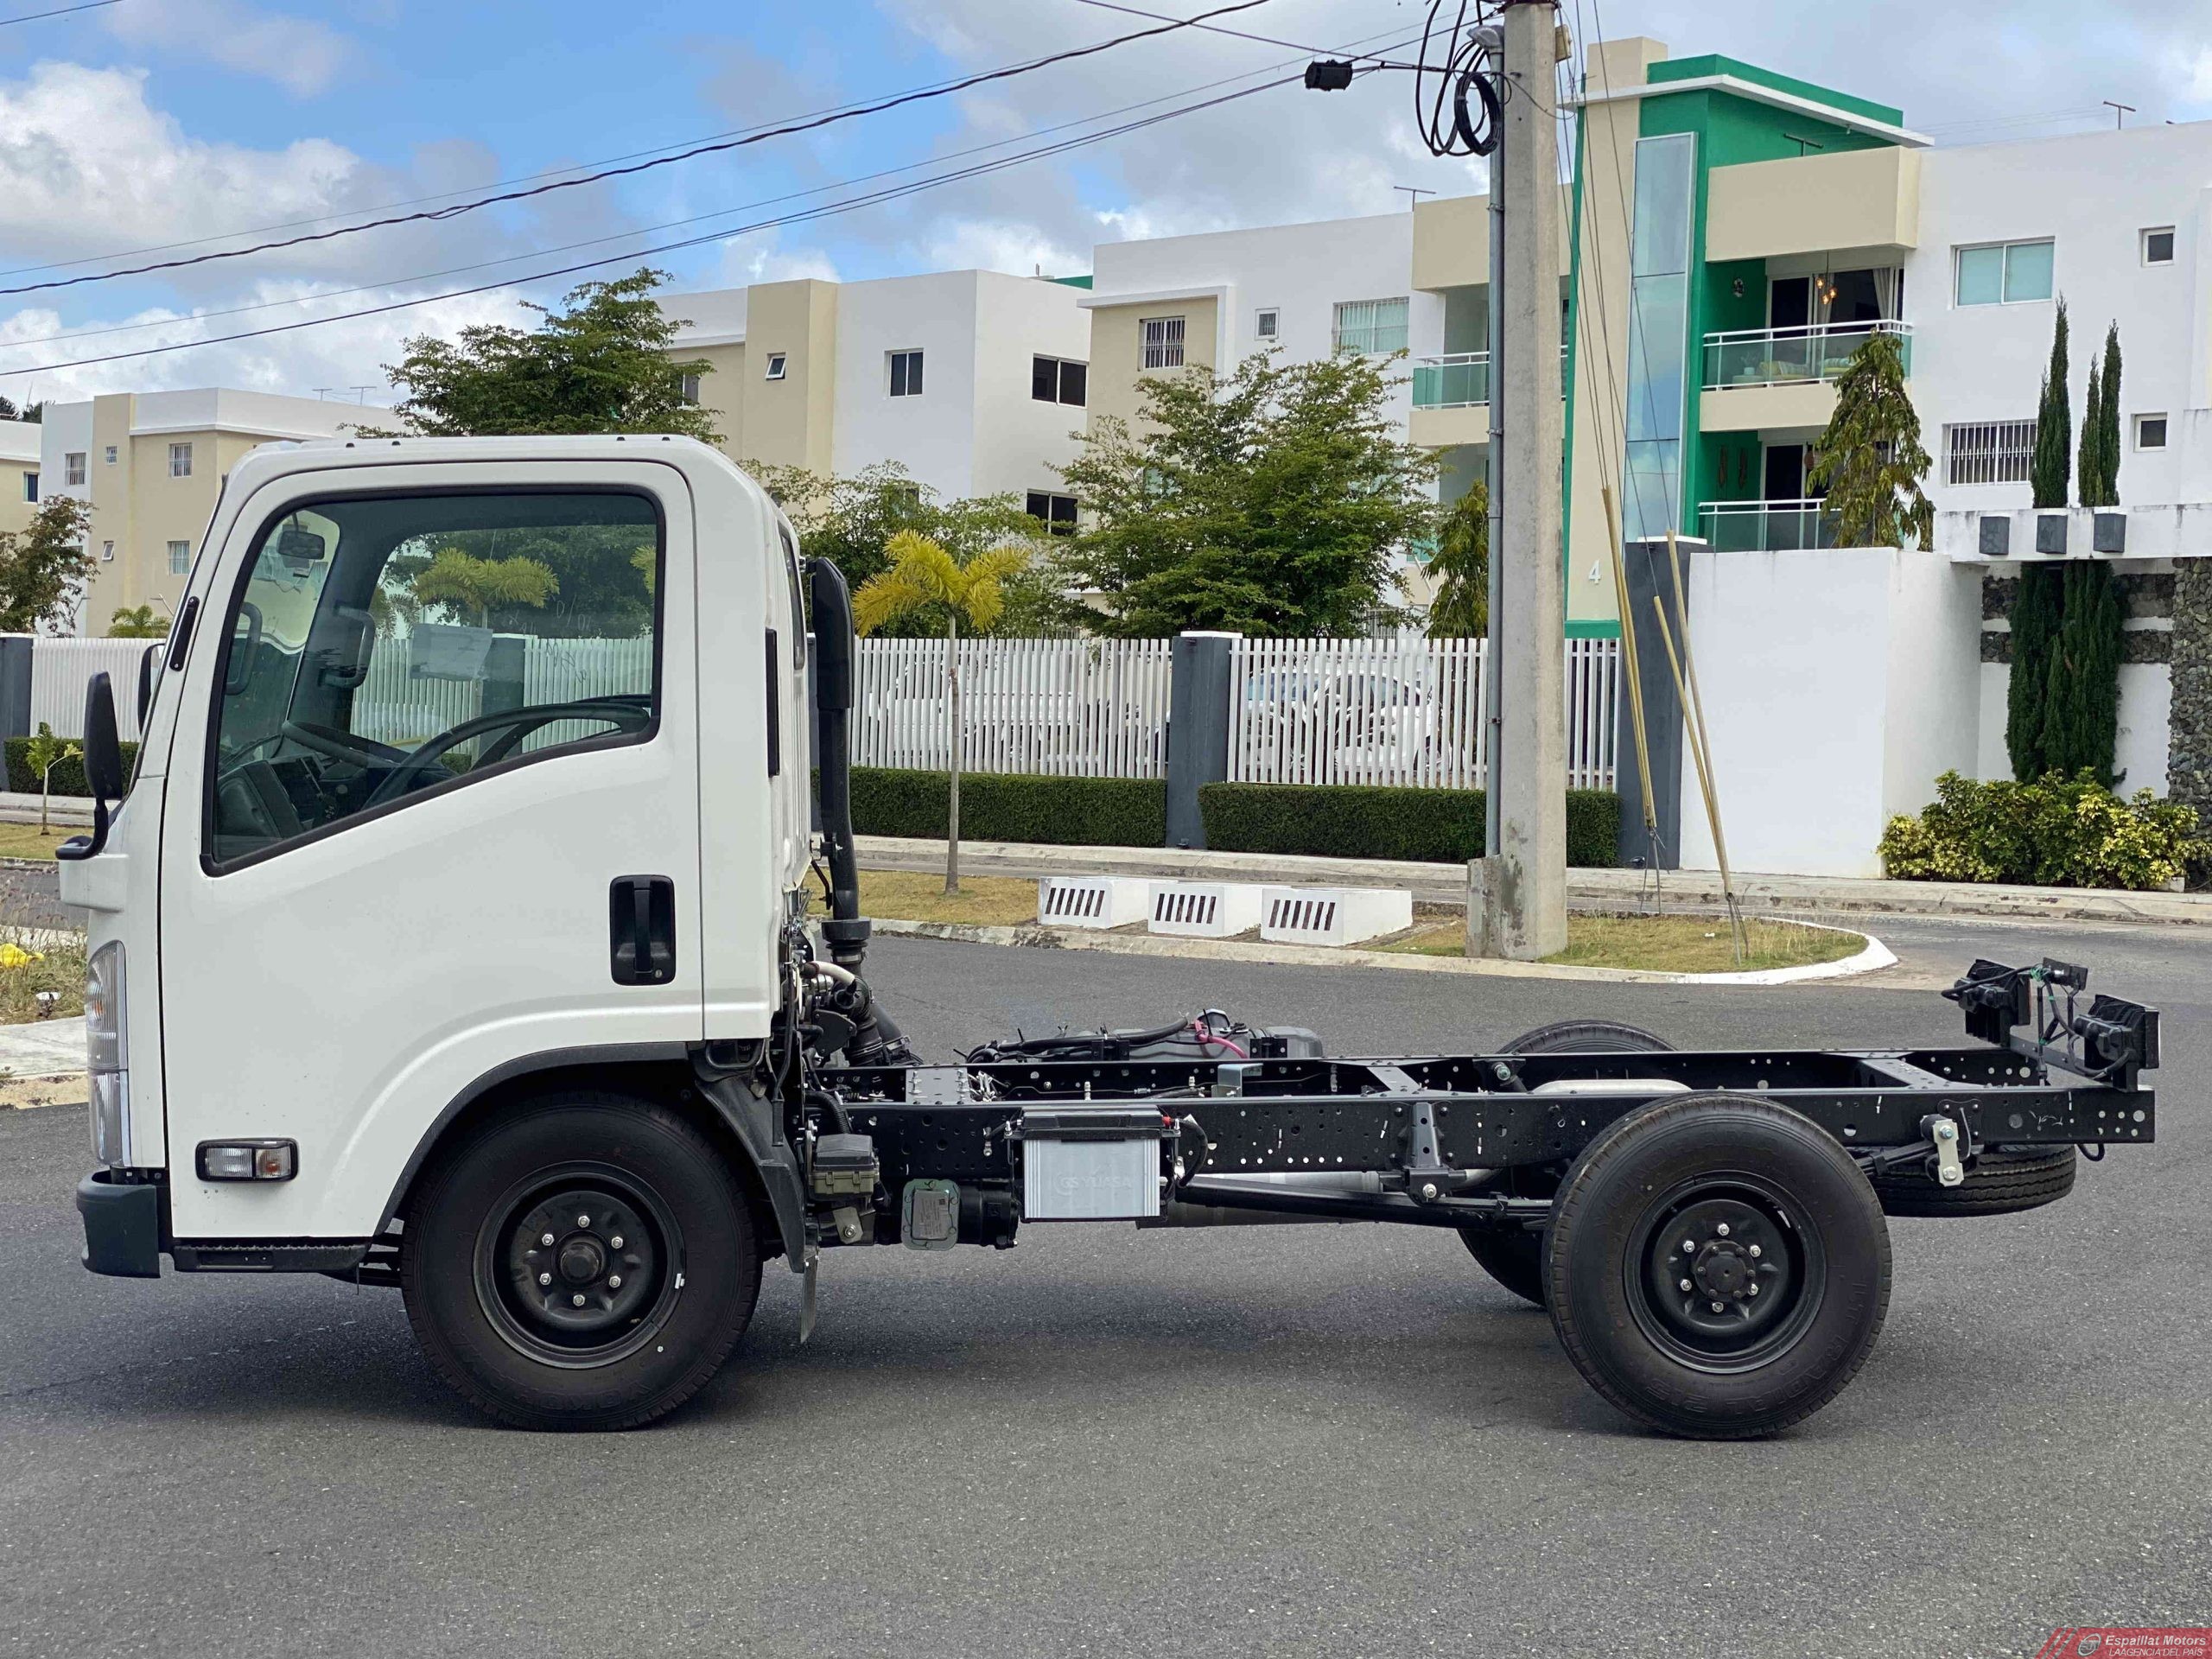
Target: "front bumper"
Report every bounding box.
[77,1171,163,1278]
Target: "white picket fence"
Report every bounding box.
[30,639,153,743]
[1227,635,1618,791]
[352,635,653,751]
[853,636,1173,779]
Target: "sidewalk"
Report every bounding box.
[0,790,91,827]
[0,1014,86,1079]
[855,836,2212,927]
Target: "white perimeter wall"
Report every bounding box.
[1090,212,1435,431]
[1678,547,1981,878]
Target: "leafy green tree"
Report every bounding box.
[0,496,93,634]
[23,722,80,833]
[852,531,1031,893]
[106,603,170,639]
[752,460,1061,633]
[1054,350,1437,636]
[1807,330,1933,548]
[410,548,559,628]
[1424,481,1488,637]
[370,269,718,442]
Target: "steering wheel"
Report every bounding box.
[362,698,652,809]
[219,719,405,777]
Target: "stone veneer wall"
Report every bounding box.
[2171,563,2212,817]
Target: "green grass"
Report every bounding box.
[0,823,73,861]
[1382,913,1865,974]
[0,928,86,1022]
[817,869,1043,928]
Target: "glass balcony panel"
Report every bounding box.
[1699,321,1911,391]
[1698,499,1848,552]
[1411,353,1490,409]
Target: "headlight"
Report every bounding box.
[85,942,128,1166]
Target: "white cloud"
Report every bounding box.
[104,0,355,98]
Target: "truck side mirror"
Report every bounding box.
[56,672,126,862]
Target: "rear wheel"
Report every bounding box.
[401,1092,761,1431]
[1459,1020,1677,1307]
[1870,1144,2075,1217]
[1545,1091,1891,1439]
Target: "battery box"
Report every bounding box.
[1019,1107,1173,1220]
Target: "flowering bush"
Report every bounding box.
[1878,772,2209,890]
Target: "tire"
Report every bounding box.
[1545,1091,1891,1440]
[1500,1019,1675,1056]
[1459,1020,1678,1306]
[401,1092,762,1431]
[1870,1144,2076,1217]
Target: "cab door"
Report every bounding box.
[159,460,702,1242]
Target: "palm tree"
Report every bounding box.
[852,529,1030,893]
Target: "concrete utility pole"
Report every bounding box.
[1471,0,1569,961]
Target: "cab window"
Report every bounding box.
[207,490,660,867]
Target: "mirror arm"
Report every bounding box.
[54,797,108,863]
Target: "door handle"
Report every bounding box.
[608,875,677,986]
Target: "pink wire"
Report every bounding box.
[1193,1017,1247,1058]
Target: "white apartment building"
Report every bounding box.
[41,390,376,632]
[662,270,1093,526]
[0,417,41,538]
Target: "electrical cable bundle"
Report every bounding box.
[1414,1,1502,157]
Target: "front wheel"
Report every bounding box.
[401,1093,762,1431]
[1545,1092,1891,1439]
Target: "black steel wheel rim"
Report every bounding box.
[1622,1173,1825,1375]
[472,1160,684,1370]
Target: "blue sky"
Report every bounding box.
[0,0,2204,408]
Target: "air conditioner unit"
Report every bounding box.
[1147,881,1263,938]
[1037,875,1151,930]
[1260,886,1414,947]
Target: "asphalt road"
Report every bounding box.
[3,923,2207,1658]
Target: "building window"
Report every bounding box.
[1025,491,1078,534]
[168,539,192,575]
[1256,308,1279,340]
[1141,315,1185,370]
[677,373,702,406]
[2135,413,2169,451]
[888,349,925,397]
[765,353,788,380]
[1945,420,2037,486]
[20,471,35,502]
[1032,355,1087,406]
[169,442,194,478]
[99,539,115,563]
[2142,227,2175,266]
[103,445,118,464]
[1332,296,1410,355]
[1954,239,2054,307]
[64,451,86,486]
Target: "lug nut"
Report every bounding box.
[541,1232,556,1247]
[1681,1239,1696,1254]
[1679,1278,1692,1292]
[571,1294,586,1307]
[1747,1283,1759,1297]
[1716,1222,1731,1237]
[538,1272,551,1287]
[610,1236,624,1250]
[1749,1243,1762,1258]
[1421,1182,1439,1200]
[607,1274,623,1289]
[576,1214,592,1229]
[1711,1301,1726,1313]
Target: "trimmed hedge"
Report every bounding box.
[6,738,142,798]
[1200,783,1620,868]
[849,766,1167,849]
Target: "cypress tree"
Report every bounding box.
[2011,302,2072,779]
[2046,560,2124,785]
[2098,322,2122,506]
[2030,299,2071,510]
[2078,357,2103,507]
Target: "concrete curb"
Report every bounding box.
[855,836,2212,927]
[870,915,1896,988]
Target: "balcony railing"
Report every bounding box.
[1701,320,1910,392]
[1412,352,1490,410]
[1698,499,1843,552]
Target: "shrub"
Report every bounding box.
[1200,783,1620,868]
[1878,771,2209,890]
[847,767,1166,848]
[5,738,141,797]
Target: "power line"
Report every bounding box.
[0,67,1350,377]
[0,0,1281,301]
[1068,0,1413,67]
[0,0,117,25]
[0,27,1416,356]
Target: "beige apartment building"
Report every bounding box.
[41,390,372,633]
[0,417,41,538]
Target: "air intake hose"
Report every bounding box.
[807,557,870,972]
